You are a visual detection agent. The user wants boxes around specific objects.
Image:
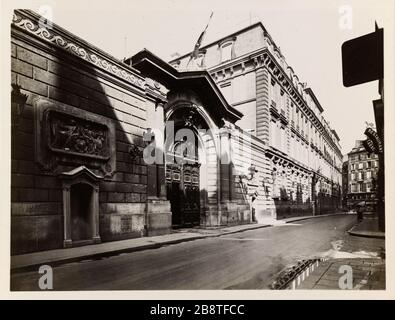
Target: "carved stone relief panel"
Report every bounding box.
[34,98,116,177]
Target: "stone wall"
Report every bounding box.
[11,10,150,254]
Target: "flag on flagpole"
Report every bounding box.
[187,12,214,67]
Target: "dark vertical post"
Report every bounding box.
[374,81,385,232]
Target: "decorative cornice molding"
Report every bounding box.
[12,10,145,90]
[209,47,341,157]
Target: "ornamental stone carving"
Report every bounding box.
[34,97,116,177]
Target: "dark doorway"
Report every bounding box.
[70,183,93,242]
[166,162,200,228]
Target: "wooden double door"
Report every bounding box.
[166,162,200,227]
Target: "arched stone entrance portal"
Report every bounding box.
[165,103,213,228]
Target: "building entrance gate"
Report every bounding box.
[166,160,200,227]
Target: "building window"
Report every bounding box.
[367,161,372,168]
[366,171,372,179]
[270,120,277,147]
[358,172,363,180]
[221,42,232,62]
[280,126,286,153]
[358,162,363,170]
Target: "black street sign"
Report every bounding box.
[363,127,383,154]
[342,28,383,87]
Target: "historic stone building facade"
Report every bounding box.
[345,140,379,210]
[11,12,343,255]
[11,10,252,254]
[170,22,343,222]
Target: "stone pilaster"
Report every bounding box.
[256,67,270,144]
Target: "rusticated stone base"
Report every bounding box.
[219,201,252,226]
[146,199,172,236]
[255,207,276,223]
[99,203,145,242]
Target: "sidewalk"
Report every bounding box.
[347,216,385,239]
[11,212,345,272]
[297,258,385,290]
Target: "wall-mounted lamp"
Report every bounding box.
[262,177,270,195]
[271,168,277,183]
[129,144,143,162]
[11,84,28,127]
[239,165,258,182]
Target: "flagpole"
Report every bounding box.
[186,12,214,69]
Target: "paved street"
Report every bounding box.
[11,214,384,290]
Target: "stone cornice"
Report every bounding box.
[12,10,145,90]
[145,78,168,103]
[209,47,342,159]
[266,148,311,177]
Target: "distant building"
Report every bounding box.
[342,160,349,209]
[170,22,343,220]
[345,140,379,210]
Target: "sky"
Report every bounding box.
[4,0,393,156]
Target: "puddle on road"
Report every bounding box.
[319,239,380,259]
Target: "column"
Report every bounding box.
[62,185,72,248]
[92,186,101,243]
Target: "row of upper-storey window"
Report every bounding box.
[268,73,340,157]
[290,101,340,161]
[269,118,342,174]
[349,153,378,162]
[349,182,376,193]
[350,170,377,181]
[349,160,378,171]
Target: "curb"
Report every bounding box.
[283,213,346,224]
[11,213,348,273]
[11,224,271,273]
[347,228,385,239]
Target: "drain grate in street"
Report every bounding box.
[270,258,328,290]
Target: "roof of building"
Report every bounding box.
[348,140,367,155]
[304,88,324,113]
[332,129,340,141]
[168,22,280,64]
[128,49,243,123]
